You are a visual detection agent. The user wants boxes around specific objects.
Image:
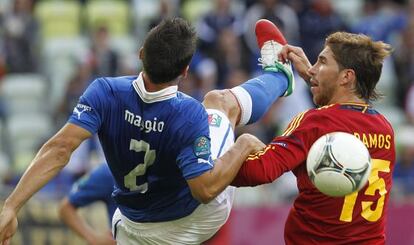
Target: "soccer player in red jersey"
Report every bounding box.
[232,21,395,244]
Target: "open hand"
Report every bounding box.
[279,45,312,83]
[89,230,116,245]
[237,134,266,154]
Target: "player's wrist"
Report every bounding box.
[236,134,265,154]
[3,199,20,214]
[235,134,251,149]
[0,203,18,225]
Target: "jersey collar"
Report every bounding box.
[133,73,178,103]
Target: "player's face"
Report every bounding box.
[308,46,342,106]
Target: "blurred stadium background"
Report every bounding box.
[1,0,414,244]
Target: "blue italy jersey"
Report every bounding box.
[68,164,116,225]
[68,73,213,222]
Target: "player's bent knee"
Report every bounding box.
[203,90,226,111]
[203,90,239,126]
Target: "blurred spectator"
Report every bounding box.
[285,0,310,15]
[393,126,414,199]
[395,16,414,108]
[352,0,407,43]
[0,45,5,79]
[2,0,40,73]
[55,62,92,126]
[183,51,218,101]
[196,0,244,57]
[352,0,407,106]
[213,28,250,87]
[0,71,10,186]
[405,81,414,124]
[0,69,7,122]
[58,163,116,245]
[148,0,178,30]
[298,0,349,63]
[243,0,300,51]
[88,25,120,78]
[0,57,11,166]
[223,67,250,88]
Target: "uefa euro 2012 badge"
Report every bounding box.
[208,113,222,127]
[193,136,211,159]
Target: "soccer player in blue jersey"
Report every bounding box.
[59,163,116,245]
[0,18,293,244]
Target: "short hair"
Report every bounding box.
[325,32,392,102]
[141,18,197,84]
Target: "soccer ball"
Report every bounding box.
[306,132,371,197]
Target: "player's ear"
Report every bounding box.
[182,65,190,78]
[339,69,356,87]
[139,47,144,60]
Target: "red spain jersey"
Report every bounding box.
[232,103,396,244]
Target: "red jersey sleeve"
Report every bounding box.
[232,110,327,187]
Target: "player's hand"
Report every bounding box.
[279,45,312,83]
[0,206,18,245]
[89,230,116,245]
[237,134,266,154]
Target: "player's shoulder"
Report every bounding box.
[302,104,347,120]
[164,92,209,136]
[174,91,207,120]
[91,75,137,94]
[288,105,333,123]
[283,105,337,133]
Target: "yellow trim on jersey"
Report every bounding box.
[282,111,307,136]
[316,104,336,110]
[246,145,273,160]
[339,102,369,106]
[362,106,368,113]
[338,102,370,113]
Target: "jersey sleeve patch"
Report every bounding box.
[208,113,222,127]
[72,103,93,120]
[193,136,211,159]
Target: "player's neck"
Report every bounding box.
[142,72,177,92]
[330,93,366,105]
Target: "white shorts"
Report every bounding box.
[112,109,236,244]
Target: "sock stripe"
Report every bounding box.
[230,87,252,126]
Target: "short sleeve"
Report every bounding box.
[176,102,214,180]
[68,78,108,134]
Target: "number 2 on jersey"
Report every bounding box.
[339,159,390,222]
[124,139,155,193]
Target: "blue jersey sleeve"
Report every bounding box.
[176,101,213,180]
[68,78,109,134]
[68,164,115,209]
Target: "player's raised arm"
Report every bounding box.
[187,133,265,203]
[279,44,312,83]
[0,123,91,244]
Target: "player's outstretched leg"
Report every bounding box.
[200,21,295,240]
[224,19,294,126]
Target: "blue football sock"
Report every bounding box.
[231,71,288,125]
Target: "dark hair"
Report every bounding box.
[325,32,392,101]
[141,18,197,84]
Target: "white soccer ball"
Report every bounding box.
[306,132,371,197]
